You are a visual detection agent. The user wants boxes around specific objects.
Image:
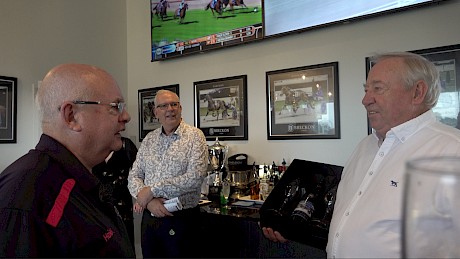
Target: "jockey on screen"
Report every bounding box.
[177,0,186,16]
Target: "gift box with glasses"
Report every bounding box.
[259,159,343,249]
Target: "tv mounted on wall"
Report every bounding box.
[150,0,446,61]
[150,0,263,61]
[263,0,445,38]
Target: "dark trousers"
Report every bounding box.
[141,206,200,258]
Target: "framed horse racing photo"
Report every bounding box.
[266,62,340,140]
[194,75,248,141]
[412,44,460,129]
[0,76,17,143]
[138,84,179,142]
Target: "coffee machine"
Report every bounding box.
[227,153,250,199]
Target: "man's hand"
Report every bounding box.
[133,201,144,214]
[146,198,174,218]
[136,186,154,207]
[262,227,288,243]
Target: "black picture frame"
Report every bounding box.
[0,76,17,143]
[266,62,340,140]
[194,75,248,141]
[365,44,460,134]
[138,84,179,141]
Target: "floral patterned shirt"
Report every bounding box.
[128,121,208,209]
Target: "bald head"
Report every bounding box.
[35,63,130,171]
[36,64,119,130]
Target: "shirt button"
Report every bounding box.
[345,212,350,216]
[336,232,339,238]
[379,152,384,157]
[358,191,362,196]
[369,171,373,175]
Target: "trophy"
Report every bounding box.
[208,137,229,187]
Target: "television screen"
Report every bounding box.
[264,0,442,37]
[151,0,263,61]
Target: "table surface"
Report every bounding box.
[199,198,262,221]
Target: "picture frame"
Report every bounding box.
[0,76,17,143]
[365,44,460,134]
[138,84,179,141]
[194,75,248,141]
[266,62,340,140]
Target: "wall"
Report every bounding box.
[0,0,127,171]
[1,1,459,170]
[126,0,460,167]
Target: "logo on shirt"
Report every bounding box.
[103,228,115,242]
[390,180,398,187]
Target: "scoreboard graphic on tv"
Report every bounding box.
[153,24,263,60]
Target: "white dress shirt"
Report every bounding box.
[326,110,460,258]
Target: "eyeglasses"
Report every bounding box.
[155,102,180,110]
[73,100,126,114]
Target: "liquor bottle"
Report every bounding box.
[259,164,270,200]
[268,162,275,194]
[279,158,287,178]
[271,161,280,186]
[291,179,326,225]
[248,162,260,200]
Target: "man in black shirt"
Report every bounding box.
[0,64,134,257]
[93,136,138,251]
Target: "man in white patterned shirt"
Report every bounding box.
[128,89,208,258]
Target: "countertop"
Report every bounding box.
[199,198,262,221]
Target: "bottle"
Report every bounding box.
[271,161,279,186]
[279,159,287,178]
[291,179,325,225]
[268,162,275,194]
[291,193,315,225]
[259,164,269,200]
[248,162,260,200]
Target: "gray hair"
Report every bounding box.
[370,52,441,109]
[153,89,180,106]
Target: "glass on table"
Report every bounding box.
[221,180,231,206]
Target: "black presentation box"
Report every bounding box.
[259,159,343,250]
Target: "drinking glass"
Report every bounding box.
[403,156,460,258]
[221,180,231,206]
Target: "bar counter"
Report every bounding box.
[197,200,327,258]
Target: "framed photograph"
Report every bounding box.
[194,75,248,141]
[266,62,340,140]
[0,76,17,143]
[138,84,179,141]
[365,44,460,134]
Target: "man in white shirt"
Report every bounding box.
[263,52,460,258]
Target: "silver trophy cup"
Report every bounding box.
[208,137,229,186]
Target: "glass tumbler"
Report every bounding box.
[403,156,460,258]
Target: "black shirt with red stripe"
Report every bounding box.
[0,134,135,257]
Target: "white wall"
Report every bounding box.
[0,0,127,171]
[1,1,459,171]
[126,0,460,167]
